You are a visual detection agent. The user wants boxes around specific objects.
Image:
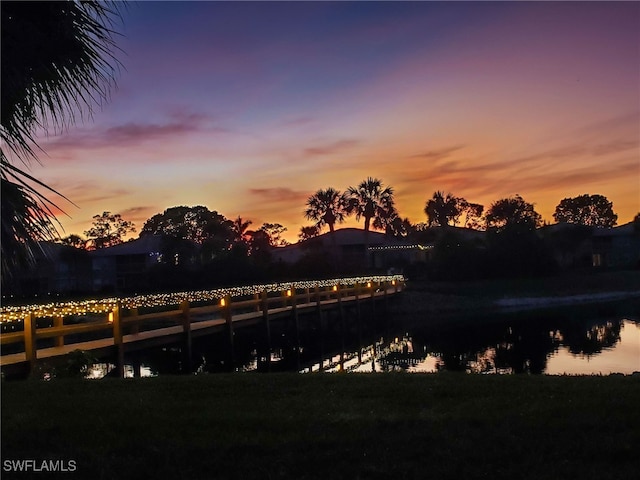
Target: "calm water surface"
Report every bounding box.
[91,300,639,378]
[340,319,639,375]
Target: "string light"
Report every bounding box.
[0,275,404,324]
[368,244,432,251]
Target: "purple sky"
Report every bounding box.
[32,1,639,241]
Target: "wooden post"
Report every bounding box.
[355,283,362,363]
[382,280,390,338]
[315,285,324,371]
[130,307,139,335]
[132,354,142,378]
[370,281,376,325]
[305,287,311,305]
[384,280,389,312]
[180,300,192,374]
[254,293,261,312]
[53,315,64,347]
[337,283,345,370]
[23,313,37,373]
[222,295,234,371]
[261,290,271,372]
[112,301,124,378]
[290,287,300,371]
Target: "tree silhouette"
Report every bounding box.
[346,177,396,232]
[484,196,554,277]
[485,194,542,232]
[553,194,617,227]
[459,200,484,229]
[231,216,253,244]
[1,1,123,280]
[84,212,135,249]
[304,188,348,234]
[385,215,414,239]
[141,206,232,245]
[299,225,320,241]
[424,191,459,227]
[257,223,289,247]
[60,234,88,250]
[141,205,234,262]
[424,191,484,229]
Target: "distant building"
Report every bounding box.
[90,235,166,292]
[7,242,92,296]
[538,223,593,269]
[591,222,640,268]
[271,228,432,271]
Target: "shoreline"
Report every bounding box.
[397,272,640,317]
[494,290,640,310]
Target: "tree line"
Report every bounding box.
[63,182,624,251]
[45,178,636,286]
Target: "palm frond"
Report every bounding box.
[1,1,124,160]
[1,1,125,281]
[1,177,59,283]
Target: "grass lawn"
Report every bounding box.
[2,373,639,480]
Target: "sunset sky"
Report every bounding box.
[31,1,639,243]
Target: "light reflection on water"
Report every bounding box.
[302,319,639,376]
[78,305,639,377]
[545,320,640,375]
[86,363,157,379]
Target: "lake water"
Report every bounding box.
[91,299,639,378]
[331,299,639,375]
[338,319,639,375]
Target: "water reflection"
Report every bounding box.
[86,363,156,379]
[546,320,640,375]
[80,302,638,377]
[382,318,637,375]
[307,302,638,375]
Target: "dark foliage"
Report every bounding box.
[1,1,124,280]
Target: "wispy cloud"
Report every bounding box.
[409,144,466,161]
[592,139,638,156]
[43,110,227,151]
[303,139,360,157]
[248,187,309,203]
[575,110,640,136]
[118,206,157,224]
[47,180,132,206]
[471,160,637,198]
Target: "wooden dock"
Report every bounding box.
[1,277,404,376]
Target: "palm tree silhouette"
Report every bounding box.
[346,177,396,233]
[1,1,123,281]
[424,191,459,227]
[231,216,253,244]
[304,188,348,234]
